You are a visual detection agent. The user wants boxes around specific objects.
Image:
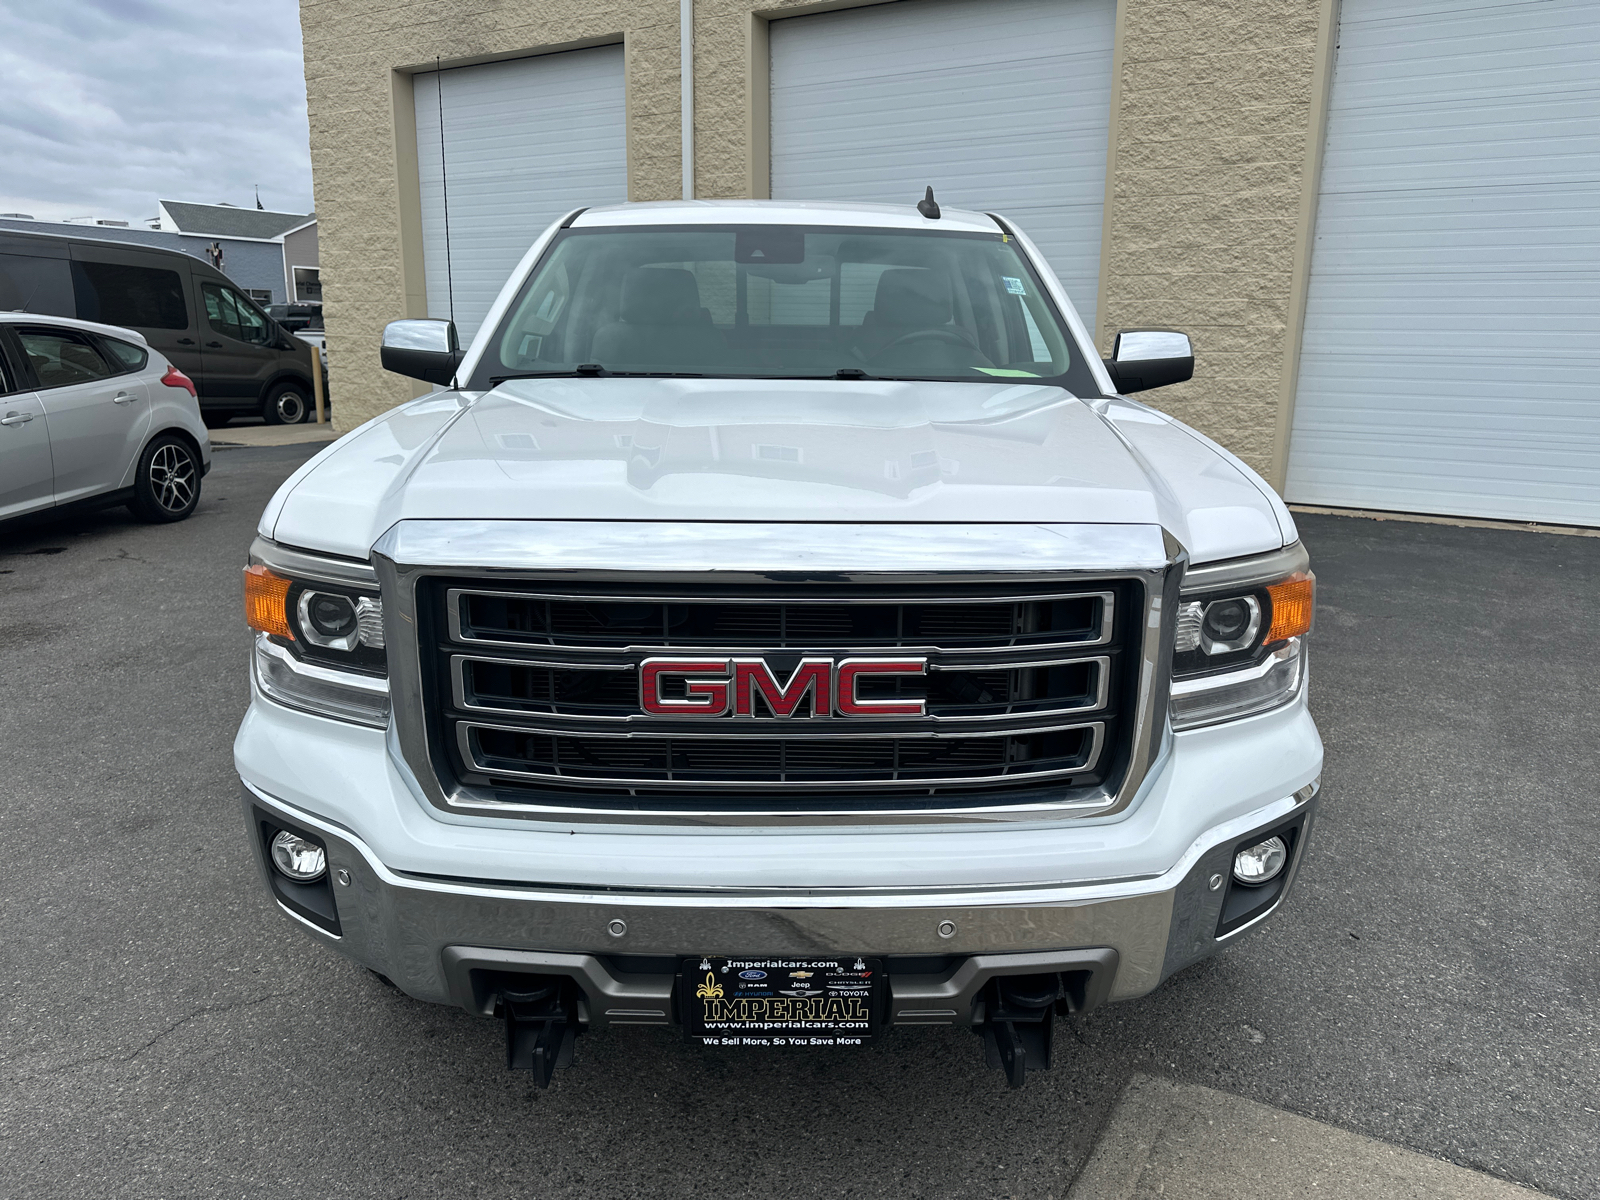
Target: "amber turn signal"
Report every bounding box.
[244,564,294,640]
[1265,572,1314,643]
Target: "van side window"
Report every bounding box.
[15,326,115,389]
[0,252,75,317]
[202,282,272,346]
[72,260,188,330]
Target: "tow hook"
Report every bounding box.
[978,974,1064,1089]
[497,978,581,1087]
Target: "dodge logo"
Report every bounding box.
[639,657,927,717]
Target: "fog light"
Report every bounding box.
[270,830,327,881]
[1232,836,1287,885]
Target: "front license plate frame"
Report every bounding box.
[679,956,885,1047]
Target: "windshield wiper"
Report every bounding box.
[489,370,590,384]
[489,364,707,384]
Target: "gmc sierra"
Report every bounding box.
[236,198,1320,1088]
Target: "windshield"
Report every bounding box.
[467,225,1098,392]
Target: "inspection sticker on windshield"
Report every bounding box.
[1003,276,1027,295]
[681,957,884,1047]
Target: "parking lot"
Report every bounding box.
[1,443,1596,1199]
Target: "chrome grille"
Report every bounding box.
[420,581,1139,803]
[448,588,1110,654]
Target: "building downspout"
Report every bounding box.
[681,0,694,200]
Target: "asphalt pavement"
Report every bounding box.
[1,444,1595,1199]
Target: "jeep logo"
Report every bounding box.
[639,657,927,718]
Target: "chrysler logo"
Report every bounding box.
[639,657,927,718]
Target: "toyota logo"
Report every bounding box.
[639,657,927,718]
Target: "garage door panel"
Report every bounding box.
[771,0,1115,329]
[1331,1,1600,85]
[1296,364,1600,415]
[1310,185,1600,268]
[1324,110,1600,192]
[1286,0,1600,525]
[413,47,626,345]
[780,0,1109,86]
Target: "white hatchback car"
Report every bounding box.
[0,313,212,526]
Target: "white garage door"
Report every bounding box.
[413,47,627,344]
[1286,0,1600,525]
[770,0,1115,331]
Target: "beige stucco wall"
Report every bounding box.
[301,0,1334,481]
[298,0,684,430]
[1094,0,1336,481]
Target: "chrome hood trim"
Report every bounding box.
[373,518,1172,580]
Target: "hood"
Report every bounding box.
[266,378,1291,562]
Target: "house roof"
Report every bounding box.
[159,200,314,240]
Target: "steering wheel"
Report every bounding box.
[879,326,979,352]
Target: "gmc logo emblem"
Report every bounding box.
[640,657,927,718]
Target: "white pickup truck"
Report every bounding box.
[236,198,1321,1088]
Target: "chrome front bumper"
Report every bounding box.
[243,780,1317,1026]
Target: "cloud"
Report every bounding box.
[0,0,312,223]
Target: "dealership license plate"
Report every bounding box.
[681,956,883,1047]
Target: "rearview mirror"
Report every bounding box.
[381,318,461,385]
[1105,329,1194,394]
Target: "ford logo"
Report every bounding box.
[738,970,767,980]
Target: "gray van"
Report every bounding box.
[0,229,324,426]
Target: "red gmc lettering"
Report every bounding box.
[640,657,927,717]
[734,658,832,717]
[639,658,731,715]
[834,659,928,717]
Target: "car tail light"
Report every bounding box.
[161,365,197,397]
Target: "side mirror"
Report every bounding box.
[381,318,461,385]
[1104,329,1194,394]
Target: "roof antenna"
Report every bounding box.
[436,57,457,338]
[916,186,941,220]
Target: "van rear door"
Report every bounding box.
[66,243,202,386]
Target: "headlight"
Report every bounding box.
[1171,638,1304,729]
[297,591,384,651]
[244,560,388,725]
[1171,548,1314,730]
[253,634,390,727]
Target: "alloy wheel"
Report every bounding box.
[149,443,197,514]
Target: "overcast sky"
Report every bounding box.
[0,0,313,224]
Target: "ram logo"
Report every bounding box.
[638,657,927,718]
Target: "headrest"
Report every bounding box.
[872,268,952,328]
[621,267,703,324]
